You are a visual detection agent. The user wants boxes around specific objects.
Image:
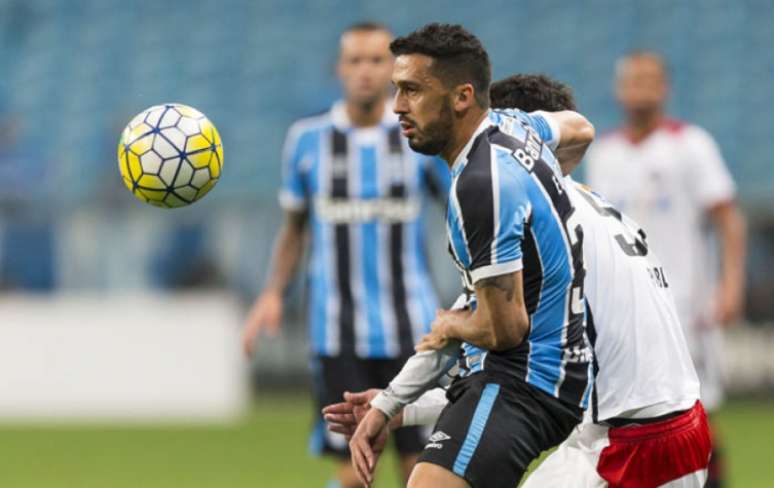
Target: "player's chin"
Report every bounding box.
[352,91,383,106]
[408,138,441,156]
[406,136,427,153]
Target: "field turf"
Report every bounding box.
[0,394,771,487]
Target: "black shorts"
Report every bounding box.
[310,354,428,458]
[418,372,583,488]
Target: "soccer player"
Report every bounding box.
[241,22,449,488]
[345,24,594,488]
[586,51,746,487]
[326,74,713,487]
[497,74,712,487]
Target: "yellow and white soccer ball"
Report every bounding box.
[117,103,223,208]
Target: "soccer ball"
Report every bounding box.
[117,103,223,208]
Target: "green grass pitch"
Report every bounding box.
[0,394,771,487]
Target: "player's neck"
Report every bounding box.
[442,109,489,167]
[345,99,386,128]
[625,111,663,143]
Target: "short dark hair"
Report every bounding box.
[390,23,491,108]
[490,74,576,112]
[342,21,391,36]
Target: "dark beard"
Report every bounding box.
[407,101,454,156]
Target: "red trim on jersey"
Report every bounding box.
[660,117,686,134]
[613,117,687,145]
[596,401,712,487]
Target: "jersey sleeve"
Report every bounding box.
[684,126,736,209]
[277,123,311,211]
[369,344,460,419]
[421,155,451,202]
[402,388,449,426]
[496,108,560,150]
[526,111,561,151]
[454,151,529,283]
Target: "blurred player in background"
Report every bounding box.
[586,51,746,487]
[241,22,448,488]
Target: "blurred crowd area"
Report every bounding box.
[0,0,773,323]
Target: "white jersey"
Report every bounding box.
[567,178,700,421]
[586,120,736,331]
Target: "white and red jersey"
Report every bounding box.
[567,178,700,421]
[585,120,736,332]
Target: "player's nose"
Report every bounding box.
[392,92,407,114]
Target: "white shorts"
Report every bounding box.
[522,402,711,488]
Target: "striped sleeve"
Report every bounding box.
[455,149,529,283]
[494,108,560,150]
[526,111,561,151]
[277,123,311,211]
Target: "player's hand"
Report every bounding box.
[415,327,449,352]
[349,408,390,487]
[242,290,283,357]
[416,309,460,352]
[323,389,381,438]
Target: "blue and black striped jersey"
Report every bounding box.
[279,101,450,359]
[447,110,592,408]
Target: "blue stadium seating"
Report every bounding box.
[0,0,771,290]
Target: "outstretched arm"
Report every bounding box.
[369,341,460,419]
[346,339,459,486]
[323,386,449,438]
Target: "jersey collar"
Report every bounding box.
[451,112,494,175]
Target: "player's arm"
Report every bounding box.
[242,209,308,356]
[347,341,459,485]
[418,166,531,353]
[243,122,311,357]
[324,387,449,438]
[418,272,529,352]
[263,209,308,293]
[350,292,466,421]
[688,126,747,325]
[402,387,449,426]
[529,110,595,175]
[708,200,746,325]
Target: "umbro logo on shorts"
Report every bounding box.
[426,431,451,449]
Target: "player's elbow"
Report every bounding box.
[573,113,595,147]
[488,314,529,351]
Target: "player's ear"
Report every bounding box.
[452,83,476,112]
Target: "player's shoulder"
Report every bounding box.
[669,120,717,146]
[490,107,528,123]
[453,131,495,192]
[457,129,528,198]
[652,118,718,145]
[287,109,332,138]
